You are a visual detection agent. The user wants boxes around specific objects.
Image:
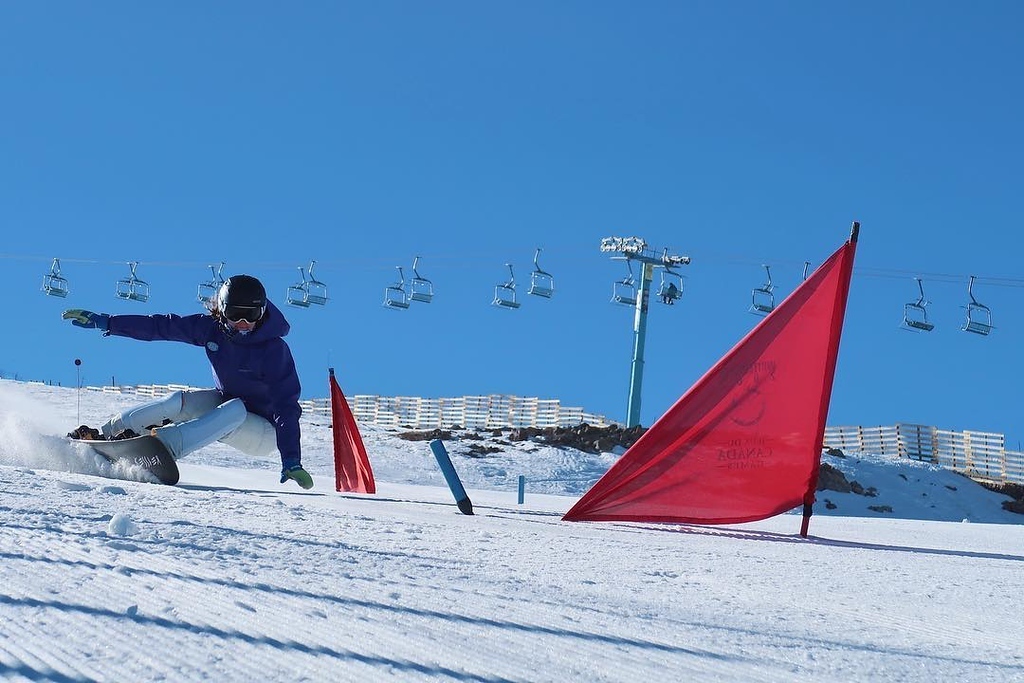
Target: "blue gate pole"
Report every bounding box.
[518,475,525,505]
[429,439,474,515]
[626,262,654,428]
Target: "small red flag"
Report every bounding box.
[330,368,375,494]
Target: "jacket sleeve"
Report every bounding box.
[106,314,213,346]
[265,340,304,468]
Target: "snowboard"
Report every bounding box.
[71,434,180,486]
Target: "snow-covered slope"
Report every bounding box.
[1,380,1022,682]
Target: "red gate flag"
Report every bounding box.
[564,223,859,535]
[330,368,376,494]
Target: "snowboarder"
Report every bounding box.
[62,274,314,489]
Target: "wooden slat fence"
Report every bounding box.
[825,423,1024,485]
[85,384,1022,484]
[85,385,615,430]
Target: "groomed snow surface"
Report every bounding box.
[1,380,1021,682]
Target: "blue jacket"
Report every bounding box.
[104,301,303,468]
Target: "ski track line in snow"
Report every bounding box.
[1,491,509,680]
[463,514,1024,678]
[4,441,1024,682]
[214,491,1015,679]
[2,500,240,679]
[161,500,754,680]
[483,518,1022,673]
[0,471,782,682]
[0,612,106,683]
[6,473,598,679]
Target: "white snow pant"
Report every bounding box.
[101,389,278,460]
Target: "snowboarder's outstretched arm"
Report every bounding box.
[62,309,213,346]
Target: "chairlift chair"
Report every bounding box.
[750,265,775,316]
[383,266,411,309]
[902,277,935,332]
[962,275,993,336]
[197,262,225,309]
[115,261,150,303]
[42,258,69,298]
[528,248,554,298]
[301,261,328,306]
[408,256,433,304]
[492,263,521,309]
[611,261,638,306]
[286,266,312,308]
[657,267,683,305]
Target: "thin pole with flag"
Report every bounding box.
[800,221,858,536]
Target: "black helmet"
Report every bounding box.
[216,275,267,324]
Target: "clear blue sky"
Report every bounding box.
[3,2,1023,443]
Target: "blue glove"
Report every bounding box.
[62,309,110,331]
[280,465,314,490]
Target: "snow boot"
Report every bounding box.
[280,465,314,490]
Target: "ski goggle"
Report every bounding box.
[223,305,265,324]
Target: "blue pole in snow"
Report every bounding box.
[518,475,525,505]
[429,439,474,515]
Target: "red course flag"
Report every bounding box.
[330,368,376,494]
[564,224,859,535]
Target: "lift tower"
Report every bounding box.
[600,236,691,427]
